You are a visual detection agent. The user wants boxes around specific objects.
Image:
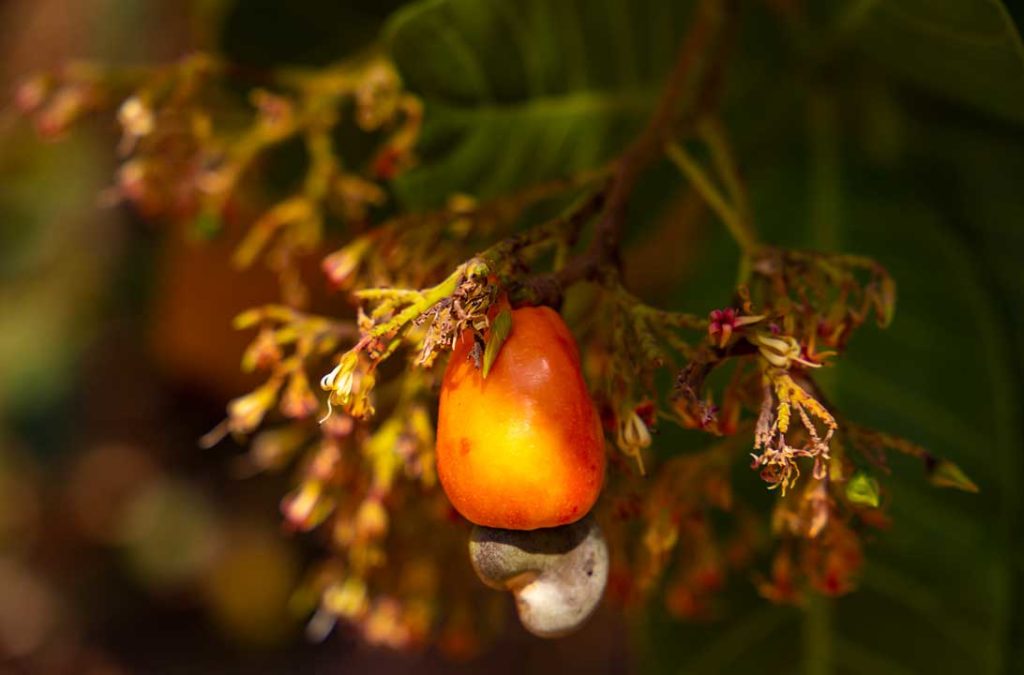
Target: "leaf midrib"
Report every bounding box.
[422,87,659,121]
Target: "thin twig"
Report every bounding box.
[666,141,756,255]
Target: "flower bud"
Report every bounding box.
[616,409,652,473]
[241,327,282,372]
[322,237,371,289]
[117,95,154,151]
[227,378,283,434]
[280,370,319,419]
[280,480,332,531]
[355,498,389,541]
[323,578,368,620]
[15,75,50,113]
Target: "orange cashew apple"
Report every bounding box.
[436,305,606,530]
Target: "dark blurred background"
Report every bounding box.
[1,1,1022,673]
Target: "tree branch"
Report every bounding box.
[516,0,733,306]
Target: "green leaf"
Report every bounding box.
[846,471,882,507]
[928,458,981,493]
[385,0,695,207]
[844,0,1024,124]
[482,308,512,379]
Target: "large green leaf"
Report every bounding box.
[843,0,1024,124]
[384,0,695,207]
[637,90,1022,675]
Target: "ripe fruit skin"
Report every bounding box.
[436,306,605,530]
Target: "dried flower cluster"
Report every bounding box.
[18,53,420,307]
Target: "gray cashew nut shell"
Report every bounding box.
[469,514,609,638]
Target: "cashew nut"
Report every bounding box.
[468,514,608,638]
